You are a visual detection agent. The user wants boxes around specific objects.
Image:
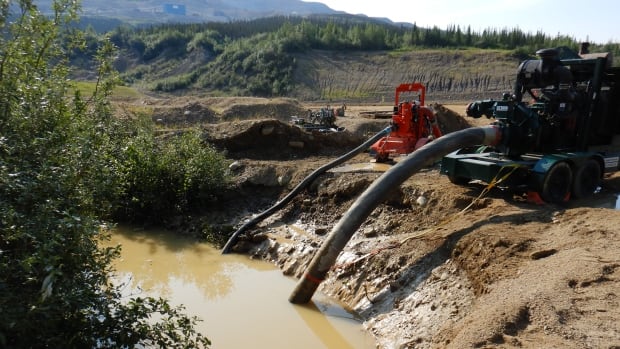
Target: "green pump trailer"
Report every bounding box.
[440,45,620,203]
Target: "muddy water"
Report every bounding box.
[329,155,410,173]
[330,161,392,173]
[105,228,375,349]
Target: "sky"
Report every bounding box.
[304,0,620,44]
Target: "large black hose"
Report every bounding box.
[221,126,392,254]
[289,125,501,304]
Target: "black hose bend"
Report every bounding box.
[289,125,501,304]
[221,126,393,254]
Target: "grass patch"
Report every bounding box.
[72,81,144,100]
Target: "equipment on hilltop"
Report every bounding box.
[308,105,337,127]
[441,44,620,203]
[291,104,346,132]
[369,83,442,162]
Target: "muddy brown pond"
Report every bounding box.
[105,227,376,348]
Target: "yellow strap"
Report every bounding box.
[461,163,521,212]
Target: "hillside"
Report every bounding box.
[113,47,522,103]
[88,14,620,101]
[290,49,520,102]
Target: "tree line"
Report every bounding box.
[93,15,620,97]
[107,15,619,53]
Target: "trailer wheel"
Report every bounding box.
[541,161,572,204]
[448,175,470,185]
[572,159,601,199]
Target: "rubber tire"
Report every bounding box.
[572,159,601,199]
[541,161,573,204]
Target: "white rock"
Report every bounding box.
[229,161,242,171]
[416,195,428,206]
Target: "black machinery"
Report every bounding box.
[441,44,620,203]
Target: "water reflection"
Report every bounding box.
[104,227,375,349]
[295,302,359,349]
[108,228,252,300]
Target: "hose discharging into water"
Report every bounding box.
[221,126,393,254]
[289,125,501,304]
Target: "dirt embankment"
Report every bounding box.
[118,96,620,348]
[291,50,519,102]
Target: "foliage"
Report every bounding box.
[117,126,230,222]
[152,72,198,92]
[0,1,211,347]
[97,15,620,95]
[196,32,296,96]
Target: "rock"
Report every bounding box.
[229,161,242,171]
[416,195,428,206]
[530,248,558,260]
[232,241,252,253]
[251,232,269,243]
[314,226,328,235]
[278,173,292,186]
[243,166,279,186]
[363,227,378,238]
[261,125,275,135]
[282,260,299,276]
[288,140,304,148]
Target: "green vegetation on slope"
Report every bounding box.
[86,16,620,97]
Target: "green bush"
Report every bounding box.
[197,34,295,96]
[118,128,229,222]
[0,1,210,347]
[152,72,197,91]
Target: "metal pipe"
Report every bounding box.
[289,125,501,304]
[222,126,392,254]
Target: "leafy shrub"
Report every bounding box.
[152,72,197,91]
[197,34,295,96]
[0,2,210,347]
[118,128,229,222]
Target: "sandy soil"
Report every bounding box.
[125,96,620,348]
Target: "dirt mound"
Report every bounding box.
[204,119,365,160]
[144,97,308,127]
[151,101,219,126]
[200,99,482,161]
[431,103,474,133]
[220,100,307,122]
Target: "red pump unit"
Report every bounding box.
[370,83,442,162]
